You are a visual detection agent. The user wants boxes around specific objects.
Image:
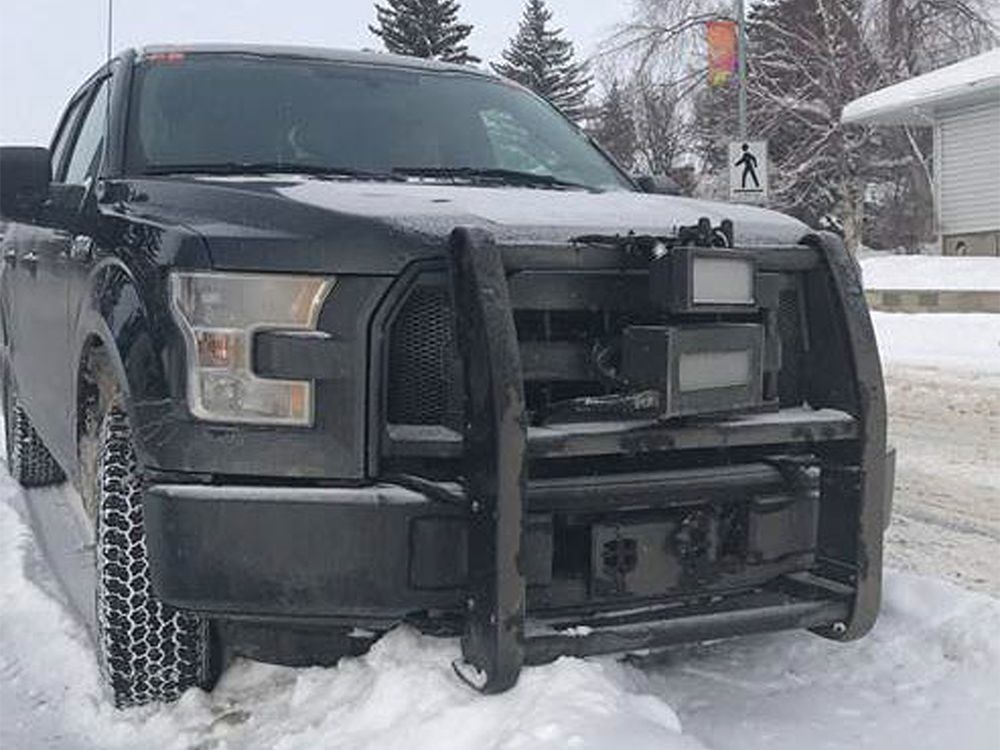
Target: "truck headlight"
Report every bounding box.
[169,272,334,425]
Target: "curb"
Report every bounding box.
[865,289,1000,313]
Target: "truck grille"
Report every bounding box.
[777,287,806,406]
[386,285,653,428]
[386,284,464,429]
[385,266,808,429]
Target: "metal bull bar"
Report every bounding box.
[448,227,527,693]
[446,226,891,692]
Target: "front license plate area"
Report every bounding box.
[591,521,683,598]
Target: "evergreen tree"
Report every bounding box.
[591,80,637,169]
[370,0,480,64]
[493,0,593,122]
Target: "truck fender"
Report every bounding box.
[73,258,171,471]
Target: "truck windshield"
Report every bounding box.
[126,53,634,192]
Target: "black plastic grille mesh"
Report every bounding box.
[776,287,805,405]
[386,285,464,428]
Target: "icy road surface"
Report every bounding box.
[872,312,1000,596]
[2,310,999,749]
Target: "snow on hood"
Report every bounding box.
[274,180,810,247]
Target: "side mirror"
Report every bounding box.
[636,174,683,196]
[0,147,51,222]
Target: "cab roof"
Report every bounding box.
[134,43,496,79]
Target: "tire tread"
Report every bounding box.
[6,400,65,487]
[95,405,210,708]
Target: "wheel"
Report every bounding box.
[94,402,216,707]
[2,370,65,487]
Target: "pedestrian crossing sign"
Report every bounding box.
[729,140,768,204]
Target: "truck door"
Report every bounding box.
[12,77,109,462]
[1,221,24,369]
[5,89,85,444]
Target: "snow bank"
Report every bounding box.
[3,467,999,749]
[636,572,1000,750]
[871,312,1000,372]
[0,476,702,750]
[861,255,1000,291]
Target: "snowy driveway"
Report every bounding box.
[2,311,998,749]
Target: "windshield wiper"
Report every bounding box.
[143,162,403,181]
[392,166,595,191]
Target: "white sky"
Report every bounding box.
[0,0,633,144]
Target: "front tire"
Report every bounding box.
[94,403,215,707]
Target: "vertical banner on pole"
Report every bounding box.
[707,20,738,87]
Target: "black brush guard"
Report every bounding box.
[445,227,890,693]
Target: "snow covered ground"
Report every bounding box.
[861,255,1000,292]
[882,366,999,595]
[872,310,999,597]
[871,312,1000,372]
[2,311,998,750]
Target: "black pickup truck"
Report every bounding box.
[0,44,893,708]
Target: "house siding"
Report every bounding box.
[938,99,1000,238]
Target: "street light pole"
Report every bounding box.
[736,0,747,139]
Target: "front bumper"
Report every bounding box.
[143,432,893,633]
[143,483,467,625]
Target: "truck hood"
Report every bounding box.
[131,176,811,275]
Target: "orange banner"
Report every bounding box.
[707,20,738,87]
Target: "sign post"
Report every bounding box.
[729,140,768,204]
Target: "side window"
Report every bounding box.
[63,78,111,185]
[49,97,87,182]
